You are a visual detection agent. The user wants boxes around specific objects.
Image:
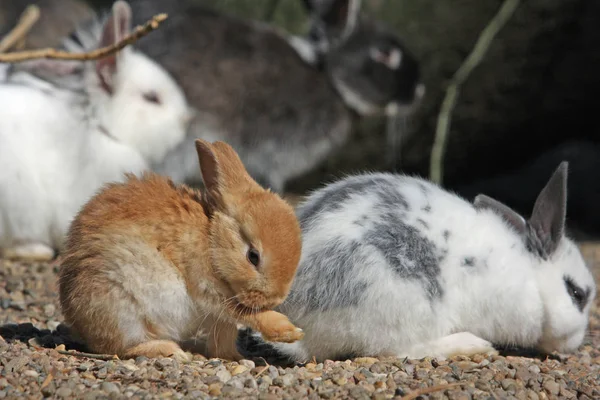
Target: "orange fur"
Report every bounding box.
[58,140,302,360]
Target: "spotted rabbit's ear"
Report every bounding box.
[474,194,527,235]
[527,161,568,256]
[95,0,132,95]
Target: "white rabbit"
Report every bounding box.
[0,1,191,261]
[238,162,597,362]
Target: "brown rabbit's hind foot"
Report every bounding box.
[122,340,192,363]
[1,241,55,261]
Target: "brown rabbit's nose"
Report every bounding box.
[236,289,288,312]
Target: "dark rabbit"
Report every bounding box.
[454,140,600,240]
[122,0,424,193]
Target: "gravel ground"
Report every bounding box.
[1,243,599,399]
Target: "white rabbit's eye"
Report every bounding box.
[143,91,161,105]
[247,247,261,268]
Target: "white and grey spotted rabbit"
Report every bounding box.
[0,1,191,261]
[238,162,596,362]
[125,0,424,193]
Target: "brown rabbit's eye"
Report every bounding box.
[143,91,161,105]
[247,248,261,268]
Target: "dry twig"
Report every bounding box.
[0,13,168,63]
[254,357,271,378]
[40,370,55,390]
[57,349,120,361]
[429,0,521,184]
[0,5,41,53]
[400,382,466,400]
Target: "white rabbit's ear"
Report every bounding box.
[95,1,132,95]
[527,161,568,256]
[14,59,81,77]
[474,194,527,235]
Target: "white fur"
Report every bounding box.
[331,75,381,116]
[0,83,148,253]
[99,236,197,347]
[0,4,190,257]
[86,48,191,165]
[287,36,320,66]
[261,172,596,362]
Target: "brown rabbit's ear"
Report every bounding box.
[195,139,262,211]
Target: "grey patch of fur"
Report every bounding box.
[298,174,409,230]
[422,204,432,213]
[416,218,429,230]
[285,237,370,312]
[354,214,369,227]
[443,230,451,242]
[438,248,448,263]
[364,207,444,300]
[291,174,443,312]
[462,256,476,267]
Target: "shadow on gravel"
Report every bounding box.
[0,322,565,365]
[0,322,89,352]
[495,345,562,361]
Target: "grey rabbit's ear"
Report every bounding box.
[527,161,568,256]
[95,0,132,95]
[474,194,527,235]
[302,0,362,44]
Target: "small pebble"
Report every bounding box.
[100,382,120,394]
[239,359,255,369]
[55,387,72,398]
[216,369,232,383]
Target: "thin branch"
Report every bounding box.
[58,349,120,361]
[0,13,168,63]
[429,0,521,184]
[0,5,41,53]
[400,382,466,400]
[253,357,271,378]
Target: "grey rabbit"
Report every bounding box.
[123,0,424,193]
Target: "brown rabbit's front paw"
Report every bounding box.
[255,311,304,343]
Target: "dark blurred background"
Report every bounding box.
[2,0,599,239]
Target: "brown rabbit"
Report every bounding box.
[58,139,304,361]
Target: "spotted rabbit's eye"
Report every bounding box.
[247,247,261,268]
[143,91,161,105]
[564,276,588,311]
